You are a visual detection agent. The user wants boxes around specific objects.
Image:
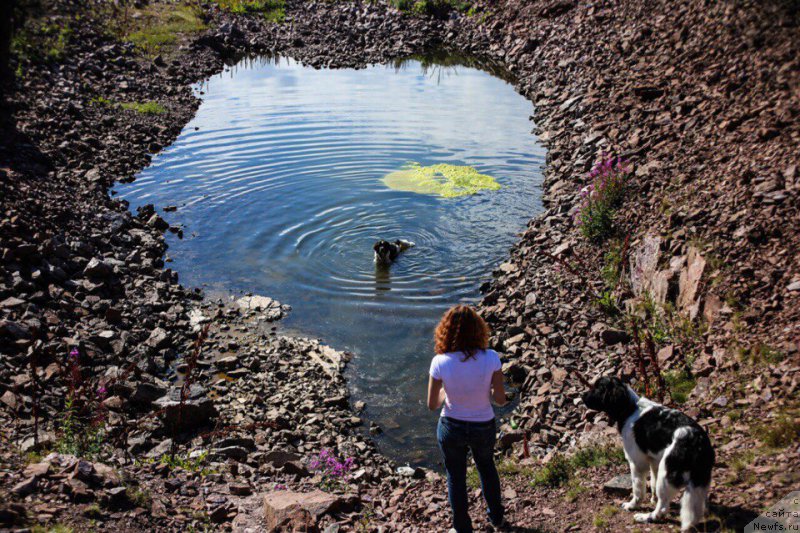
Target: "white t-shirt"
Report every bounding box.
[429,349,502,422]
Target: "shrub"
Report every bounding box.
[595,289,620,316]
[531,448,575,487]
[55,348,108,459]
[574,155,631,242]
[663,368,696,404]
[531,454,572,487]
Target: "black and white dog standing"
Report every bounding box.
[373,239,415,265]
[582,376,714,531]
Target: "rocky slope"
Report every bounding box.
[1,0,798,531]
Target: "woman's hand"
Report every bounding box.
[491,370,507,406]
[427,376,445,411]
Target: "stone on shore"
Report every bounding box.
[262,490,357,531]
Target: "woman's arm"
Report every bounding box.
[491,370,507,406]
[427,376,445,411]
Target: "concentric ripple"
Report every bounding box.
[118,55,545,465]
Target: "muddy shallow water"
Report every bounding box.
[118,54,544,465]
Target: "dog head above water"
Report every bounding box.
[373,239,414,265]
[582,376,638,427]
[373,240,396,264]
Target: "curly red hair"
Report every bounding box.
[434,304,490,360]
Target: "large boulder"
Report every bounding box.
[677,246,706,319]
[155,388,217,431]
[262,490,357,531]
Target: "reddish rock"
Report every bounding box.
[262,490,357,531]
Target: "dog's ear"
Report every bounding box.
[373,242,381,251]
[603,377,635,424]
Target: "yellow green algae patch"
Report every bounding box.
[382,163,501,198]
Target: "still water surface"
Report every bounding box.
[118,55,544,465]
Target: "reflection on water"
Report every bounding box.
[117,54,544,466]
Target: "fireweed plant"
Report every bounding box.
[308,449,355,491]
[56,347,108,458]
[574,155,632,242]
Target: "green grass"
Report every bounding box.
[120,101,167,114]
[138,450,215,476]
[739,343,784,366]
[466,466,480,490]
[32,525,74,533]
[531,453,573,487]
[84,503,102,518]
[664,368,696,404]
[600,240,624,289]
[467,457,533,490]
[755,412,800,449]
[125,3,207,54]
[564,479,588,502]
[215,0,286,22]
[12,22,73,63]
[160,450,214,474]
[25,450,44,464]
[90,96,114,107]
[92,97,165,115]
[531,445,625,488]
[592,506,619,529]
[126,486,152,507]
[724,449,757,486]
[730,450,755,475]
[628,292,707,350]
[595,289,620,316]
[389,0,473,17]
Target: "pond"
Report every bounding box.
[117,54,544,466]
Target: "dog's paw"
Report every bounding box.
[634,512,654,523]
[622,500,639,512]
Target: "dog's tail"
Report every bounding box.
[680,483,707,531]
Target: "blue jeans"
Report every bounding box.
[437,416,504,533]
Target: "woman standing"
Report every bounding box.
[427,304,507,533]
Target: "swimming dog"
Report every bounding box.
[582,376,714,531]
[373,239,415,265]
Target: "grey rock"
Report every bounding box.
[11,476,38,496]
[600,329,631,346]
[84,257,113,278]
[603,474,631,495]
